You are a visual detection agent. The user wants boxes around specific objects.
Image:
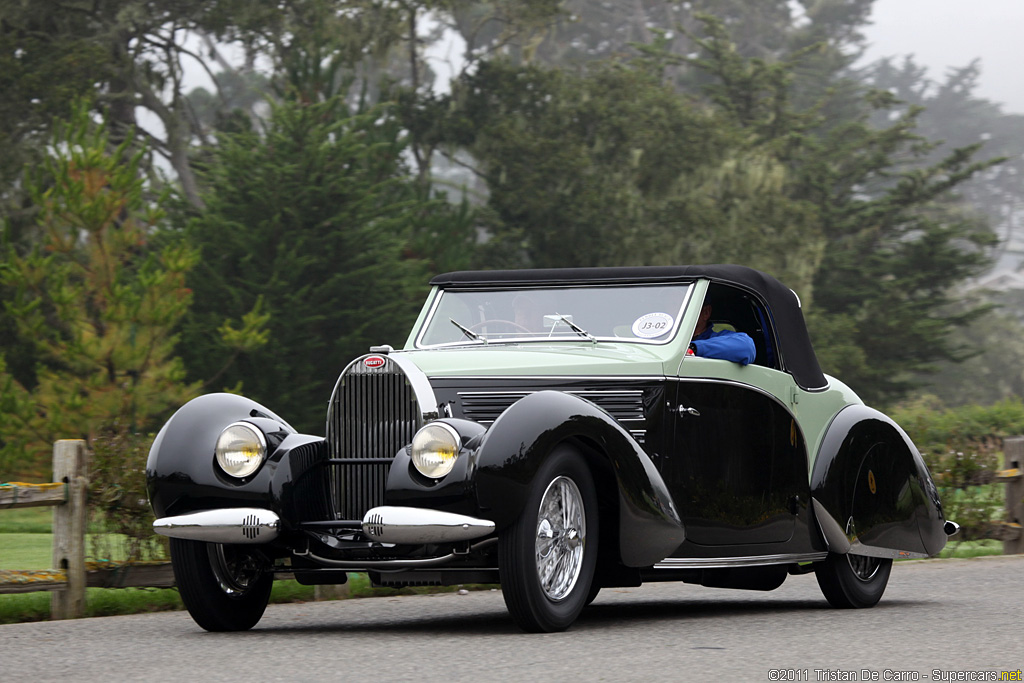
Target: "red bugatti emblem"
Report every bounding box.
[363,356,386,369]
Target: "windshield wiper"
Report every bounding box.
[555,314,597,344]
[450,318,487,343]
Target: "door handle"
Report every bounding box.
[677,406,701,417]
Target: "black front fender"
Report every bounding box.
[811,404,946,558]
[473,391,684,567]
[146,393,329,524]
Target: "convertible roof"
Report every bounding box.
[430,265,828,391]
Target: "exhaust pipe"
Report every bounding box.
[153,508,280,544]
[944,520,960,537]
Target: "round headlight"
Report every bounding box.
[410,423,461,479]
[215,422,267,478]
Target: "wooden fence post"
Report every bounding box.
[1000,437,1024,555]
[51,440,87,619]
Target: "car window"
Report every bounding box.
[701,284,780,369]
[417,284,694,347]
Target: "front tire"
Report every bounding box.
[815,552,892,608]
[169,538,273,631]
[499,446,599,632]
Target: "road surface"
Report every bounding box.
[2,555,1021,682]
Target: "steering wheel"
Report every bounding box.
[469,319,532,334]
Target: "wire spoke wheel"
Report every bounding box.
[535,476,586,601]
[499,446,598,632]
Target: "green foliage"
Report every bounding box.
[446,60,723,268]
[89,427,166,563]
[0,3,114,193]
[891,396,1024,539]
[440,13,996,408]
[679,17,998,404]
[445,58,821,297]
[0,104,199,476]
[177,96,474,431]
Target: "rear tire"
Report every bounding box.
[815,552,892,608]
[169,538,273,631]
[499,446,599,632]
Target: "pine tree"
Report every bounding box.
[0,105,199,475]
[177,95,474,432]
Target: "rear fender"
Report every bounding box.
[473,390,684,567]
[810,404,946,558]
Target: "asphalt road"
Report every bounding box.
[2,555,1021,682]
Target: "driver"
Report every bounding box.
[689,304,756,365]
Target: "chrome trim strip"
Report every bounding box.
[435,375,665,381]
[653,552,827,569]
[456,389,645,396]
[153,508,280,544]
[387,354,440,421]
[361,506,496,544]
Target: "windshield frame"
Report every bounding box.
[413,282,695,349]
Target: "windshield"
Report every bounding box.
[416,283,693,347]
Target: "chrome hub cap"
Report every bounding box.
[535,476,586,601]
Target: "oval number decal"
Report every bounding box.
[631,312,674,339]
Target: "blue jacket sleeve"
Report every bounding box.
[691,330,756,365]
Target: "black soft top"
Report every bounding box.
[431,265,827,390]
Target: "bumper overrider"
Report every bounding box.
[153,506,495,545]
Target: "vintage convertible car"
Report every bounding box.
[147,265,957,633]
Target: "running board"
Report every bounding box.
[653,552,828,570]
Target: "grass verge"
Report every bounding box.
[0,580,318,624]
[0,507,52,534]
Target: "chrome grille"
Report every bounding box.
[326,357,422,520]
[458,389,646,425]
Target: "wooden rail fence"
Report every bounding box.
[0,440,174,619]
[2,436,1024,620]
[996,437,1024,554]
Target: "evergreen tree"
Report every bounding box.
[0,105,199,475]
[687,17,998,405]
[439,16,998,404]
[177,96,474,432]
[446,58,822,297]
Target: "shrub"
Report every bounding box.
[892,395,1022,539]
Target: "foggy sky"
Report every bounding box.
[861,0,1024,114]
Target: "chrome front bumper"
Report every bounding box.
[152,506,494,546]
[153,508,280,544]
[361,506,495,544]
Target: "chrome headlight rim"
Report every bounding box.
[410,421,462,479]
[215,421,268,479]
